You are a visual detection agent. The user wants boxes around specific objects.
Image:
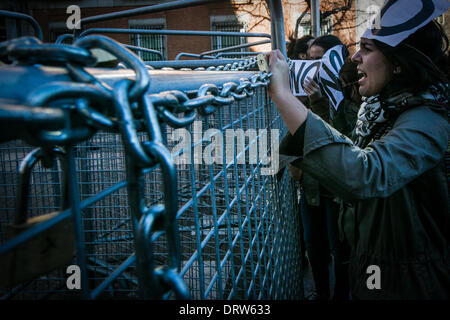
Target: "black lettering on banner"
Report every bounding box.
[301,61,321,86]
[291,61,306,95]
[319,63,343,108]
[329,49,344,74]
[291,60,321,95]
[293,62,306,94]
[372,0,434,36]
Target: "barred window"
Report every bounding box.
[129,20,166,61]
[298,13,333,37]
[211,17,246,58]
[320,16,334,36]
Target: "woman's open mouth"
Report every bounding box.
[358,70,367,84]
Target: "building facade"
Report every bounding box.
[0,1,447,60]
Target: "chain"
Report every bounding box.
[1,34,273,300]
[4,37,97,66]
[2,36,272,135]
[15,147,69,225]
[144,56,260,72]
[149,71,271,127]
[21,81,113,147]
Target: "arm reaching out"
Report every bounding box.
[264,50,309,134]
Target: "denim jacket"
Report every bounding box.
[297,105,449,299]
[282,96,359,206]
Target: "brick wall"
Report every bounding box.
[31,2,239,60]
[14,1,366,60]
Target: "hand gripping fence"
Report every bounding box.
[0,34,274,299]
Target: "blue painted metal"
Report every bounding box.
[76,0,228,32]
[0,0,303,300]
[66,144,89,298]
[79,28,271,40]
[175,53,216,60]
[0,88,302,299]
[0,10,43,41]
[199,40,271,58]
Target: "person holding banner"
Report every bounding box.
[287,34,315,60]
[286,34,316,279]
[266,0,450,300]
[286,34,355,300]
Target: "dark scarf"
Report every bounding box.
[354,83,449,147]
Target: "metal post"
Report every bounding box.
[66,144,89,298]
[74,0,227,37]
[311,0,320,37]
[266,0,287,57]
[0,10,44,41]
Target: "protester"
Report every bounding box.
[266,11,450,299]
[303,35,350,113]
[283,34,354,300]
[287,34,315,60]
[287,34,297,60]
[285,34,316,279]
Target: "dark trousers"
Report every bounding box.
[300,194,350,300]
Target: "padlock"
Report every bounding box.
[257,53,269,73]
[0,147,75,288]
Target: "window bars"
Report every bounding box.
[211,19,246,59]
[0,0,303,300]
[129,24,166,61]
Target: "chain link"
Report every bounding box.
[148,71,271,127]
[1,34,273,300]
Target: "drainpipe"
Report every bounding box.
[266,0,287,58]
[311,0,320,37]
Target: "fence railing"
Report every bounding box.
[0,0,303,300]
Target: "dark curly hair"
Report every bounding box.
[310,34,349,59]
[287,34,315,59]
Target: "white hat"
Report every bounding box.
[362,0,450,47]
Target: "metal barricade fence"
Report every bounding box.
[0,84,303,300]
[0,0,303,300]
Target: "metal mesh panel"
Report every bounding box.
[76,134,138,299]
[171,88,302,299]
[0,86,302,300]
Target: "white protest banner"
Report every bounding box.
[362,0,450,47]
[317,44,346,111]
[290,59,321,96]
[290,44,346,110]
